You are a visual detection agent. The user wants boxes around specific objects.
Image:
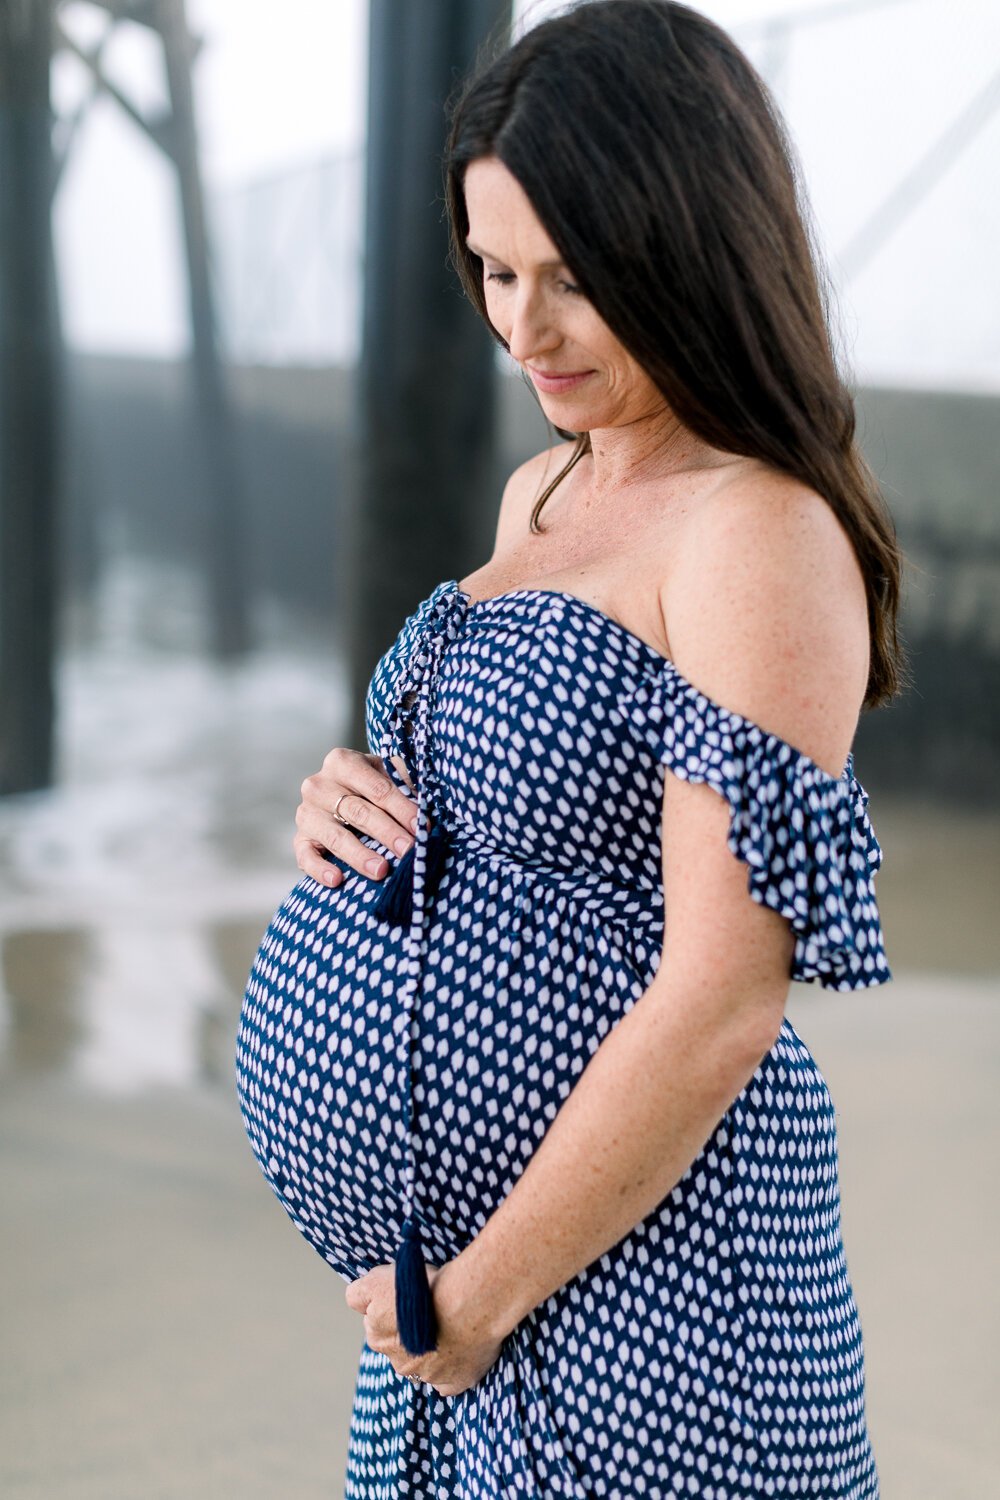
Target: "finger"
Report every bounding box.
[300,771,422,870]
[306,749,421,839]
[328,789,419,865]
[364,1313,389,1353]
[293,835,344,888]
[345,1283,371,1314]
[293,798,395,876]
[351,757,423,839]
[295,805,392,882]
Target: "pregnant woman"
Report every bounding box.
[236,3,904,1494]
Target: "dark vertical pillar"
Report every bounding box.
[157,0,249,659]
[0,0,59,794]
[348,0,511,749]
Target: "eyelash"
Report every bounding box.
[485,271,582,295]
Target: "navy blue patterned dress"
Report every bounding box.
[236,578,890,1498]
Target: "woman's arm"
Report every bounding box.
[431,786,794,1346]
[432,477,870,1346]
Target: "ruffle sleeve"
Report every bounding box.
[612,661,892,992]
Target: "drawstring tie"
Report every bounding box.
[372,819,451,925]
[372,584,469,1355]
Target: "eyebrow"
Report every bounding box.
[465,240,568,269]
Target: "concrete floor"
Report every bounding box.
[1,1080,355,1500]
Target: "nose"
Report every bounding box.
[503,284,560,365]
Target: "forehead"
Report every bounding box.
[463,156,565,266]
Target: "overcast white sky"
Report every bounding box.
[51,0,1000,391]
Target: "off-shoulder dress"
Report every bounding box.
[235,577,890,1498]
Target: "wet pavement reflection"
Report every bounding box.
[0,618,344,1095]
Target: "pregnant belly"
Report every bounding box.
[235,845,655,1283]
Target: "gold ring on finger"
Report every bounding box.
[332,792,352,827]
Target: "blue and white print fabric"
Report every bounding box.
[235,577,889,1497]
[616,663,888,989]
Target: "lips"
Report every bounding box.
[529,367,590,377]
[526,366,594,393]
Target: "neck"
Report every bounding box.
[585,405,743,492]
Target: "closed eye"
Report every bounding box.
[485,270,583,295]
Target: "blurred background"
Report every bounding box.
[1,0,997,1496]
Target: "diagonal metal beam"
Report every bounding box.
[838,63,1000,280]
[64,0,204,57]
[54,20,176,158]
[63,0,160,29]
[51,21,106,193]
[51,16,112,192]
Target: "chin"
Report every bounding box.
[537,398,601,431]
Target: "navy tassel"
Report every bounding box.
[424,820,452,900]
[372,821,451,925]
[372,840,416,923]
[395,1214,439,1355]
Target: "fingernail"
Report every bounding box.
[410,815,419,833]
[366,857,386,877]
[324,870,338,886]
[394,837,411,856]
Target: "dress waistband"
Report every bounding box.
[444,825,658,924]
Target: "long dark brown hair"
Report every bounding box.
[444,0,907,709]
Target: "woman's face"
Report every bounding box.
[463,155,667,433]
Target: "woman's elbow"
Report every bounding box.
[727,979,790,1072]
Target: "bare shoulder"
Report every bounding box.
[665,466,870,774]
[492,441,579,549]
[673,465,866,598]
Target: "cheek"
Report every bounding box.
[482,287,511,340]
[573,317,629,380]
[610,355,661,410]
[594,358,633,401]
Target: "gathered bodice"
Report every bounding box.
[366,581,885,961]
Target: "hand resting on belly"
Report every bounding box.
[294,746,427,889]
